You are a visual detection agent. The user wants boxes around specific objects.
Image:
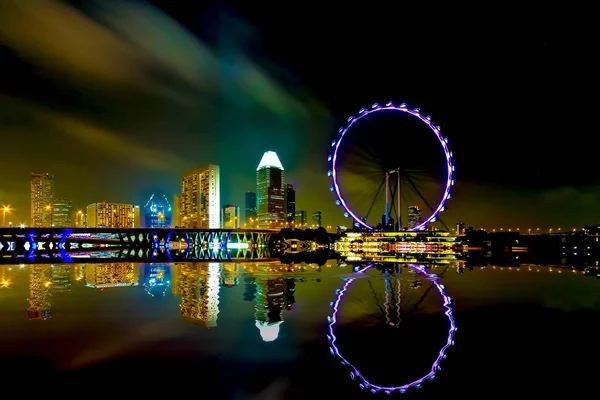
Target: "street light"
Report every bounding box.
[2,205,11,227]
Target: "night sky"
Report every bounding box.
[0,0,597,229]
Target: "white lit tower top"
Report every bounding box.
[256,151,285,228]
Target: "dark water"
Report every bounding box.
[0,262,598,398]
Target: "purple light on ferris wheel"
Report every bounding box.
[330,103,454,231]
[326,264,456,394]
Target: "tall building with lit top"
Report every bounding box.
[244,191,257,225]
[180,164,220,229]
[286,184,295,223]
[173,263,220,328]
[86,202,140,228]
[407,206,422,229]
[28,265,53,320]
[144,194,172,228]
[30,173,54,227]
[256,151,285,228]
[221,204,240,229]
[52,198,72,227]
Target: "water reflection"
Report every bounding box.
[0,261,597,397]
[172,263,221,328]
[327,264,456,394]
[244,274,296,342]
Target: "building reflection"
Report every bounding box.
[143,263,171,297]
[172,263,220,328]
[84,263,140,289]
[221,263,240,287]
[243,267,296,342]
[51,265,72,292]
[0,266,12,289]
[28,265,53,320]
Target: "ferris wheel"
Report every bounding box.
[328,102,455,231]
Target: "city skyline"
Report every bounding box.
[0,1,597,230]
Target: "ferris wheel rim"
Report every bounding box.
[328,102,455,231]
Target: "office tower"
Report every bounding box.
[180,164,220,229]
[256,151,285,228]
[221,204,240,229]
[244,191,257,225]
[86,202,139,228]
[30,173,54,227]
[295,210,307,227]
[51,198,72,227]
[144,194,172,228]
[407,205,422,229]
[172,194,181,227]
[456,222,466,235]
[312,211,322,227]
[286,184,295,224]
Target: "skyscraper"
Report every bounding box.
[312,211,322,227]
[286,184,295,223]
[221,204,240,229]
[256,151,285,228]
[30,173,54,227]
[52,198,72,227]
[180,164,220,229]
[244,191,257,225]
[144,194,172,228]
[407,205,422,229]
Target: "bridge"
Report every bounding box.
[0,227,278,264]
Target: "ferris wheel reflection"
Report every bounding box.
[326,263,457,394]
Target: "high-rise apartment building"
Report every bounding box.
[52,198,72,227]
[312,211,322,227]
[244,191,257,225]
[407,205,422,229]
[180,164,220,229]
[286,184,295,223]
[295,210,307,227]
[221,204,240,229]
[256,151,285,228]
[30,173,54,227]
[86,202,140,228]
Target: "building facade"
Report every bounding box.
[52,198,72,227]
[86,202,140,228]
[312,211,322,227]
[30,173,54,227]
[286,184,295,224]
[244,191,257,226]
[144,194,172,228]
[221,204,240,229]
[256,151,285,228]
[295,210,307,227]
[407,205,422,229]
[180,164,220,229]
